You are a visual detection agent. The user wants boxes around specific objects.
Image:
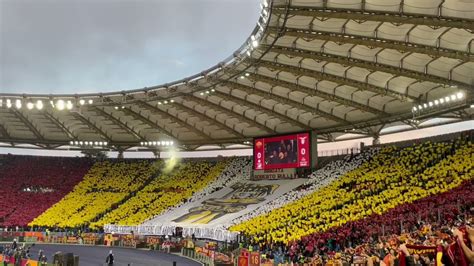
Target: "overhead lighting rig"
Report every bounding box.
[412,92,466,116]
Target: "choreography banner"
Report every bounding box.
[173,182,279,224]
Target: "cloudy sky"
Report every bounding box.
[0,0,260,94]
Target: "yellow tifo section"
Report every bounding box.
[230,140,473,243]
[30,160,160,228]
[90,160,228,227]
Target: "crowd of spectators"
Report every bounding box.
[29,160,158,228]
[245,181,474,265]
[92,161,228,226]
[0,156,91,227]
[230,139,473,264]
[143,157,252,225]
[230,149,378,226]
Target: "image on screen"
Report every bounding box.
[254,132,310,170]
[264,139,297,166]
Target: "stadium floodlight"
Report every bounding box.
[164,100,168,104]
[94,141,99,146]
[450,94,456,101]
[263,0,268,8]
[471,104,474,108]
[56,100,65,110]
[15,99,22,109]
[418,105,423,110]
[206,91,210,94]
[423,103,428,108]
[211,89,215,92]
[200,92,204,96]
[0,99,2,108]
[88,99,93,104]
[104,142,108,146]
[70,141,74,145]
[66,100,73,110]
[252,40,259,48]
[445,96,450,102]
[114,106,119,110]
[158,101,162,105]
[457,92,464,99]
[434,99,439,105]
[412,106,417,112]
[36,100,44,110]
[240,76,245,79]
[79,99,85,105]
[26,102,34,110]
[262,9,268,16]
[428,101,433,107]
[79,141,83,145]
[251,35,256,41]
[153,141,157,146]
[6,99,12,108]
[170,141,174,145]
[245,73,250,77]
[170,99,174,103]
[440,98,445,104]
[246,51,251,56]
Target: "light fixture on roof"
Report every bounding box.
[200,92,204,96]
[170,99,174,103]
[428,101,433,107]
[70,141,74,145]
[457,92,464,99]
[246,51,251,56]
[434,100,439,105]
[56,100,65,110]
[450,94,456,101]
[36,100,44,110]
[445,96,450,102]
[158,101,162,105]
[15,99,22,109]
[26,102,34,110]
[206,91,210,94]
[114,106,119,110]
[79,99,85,105]
[245,73,250,77]
[66,100,73,110]
[252,40,259,48]
[164,100,168,104]
[6,99,12,109]
[88,99,93,104]
[211,89,215,92]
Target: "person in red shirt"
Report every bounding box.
[453,226,474,263]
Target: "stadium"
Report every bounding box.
[0,0,473,265]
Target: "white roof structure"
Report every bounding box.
[0,0,472,151]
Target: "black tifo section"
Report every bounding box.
[29,244,200,266]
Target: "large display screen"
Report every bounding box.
[254,132,310,170]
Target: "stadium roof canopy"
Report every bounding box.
[0,0,473,152]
